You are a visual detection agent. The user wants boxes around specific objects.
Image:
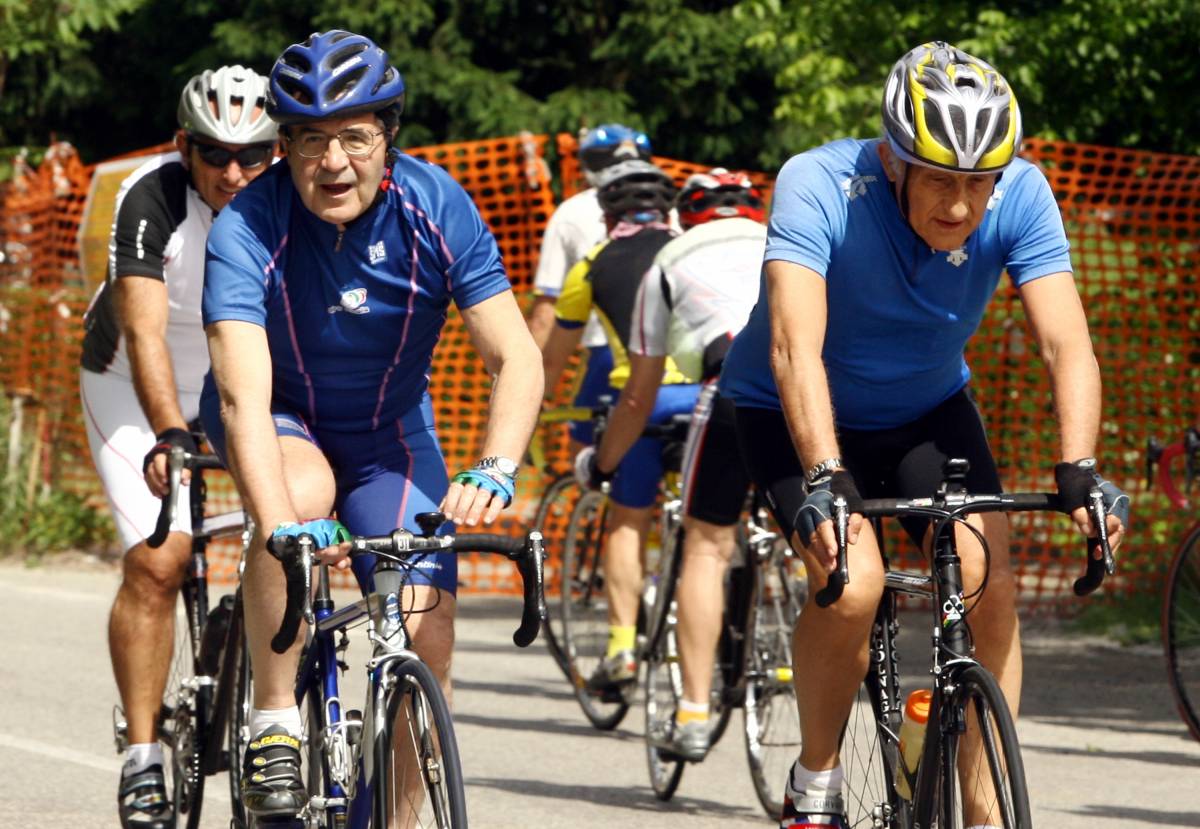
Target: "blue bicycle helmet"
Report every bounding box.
[267,30,406,125]
[579,123,652,177]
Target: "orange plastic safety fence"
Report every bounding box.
[1,133,1196,610]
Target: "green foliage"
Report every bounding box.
[0,398,115,557]
[1068,587,1163,646]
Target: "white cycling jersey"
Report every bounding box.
[629,216,767,382]
[533,188,609,347]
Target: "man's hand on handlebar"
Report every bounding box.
[270,519,353,571]
[1054,458,1129,559]
[143,428,198,497]
[796,470,864,573]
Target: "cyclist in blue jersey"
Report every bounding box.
[199,30,541,821]
[719,42,1128,829]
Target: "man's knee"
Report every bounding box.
[410,592,456,677]
[120,536,190,607]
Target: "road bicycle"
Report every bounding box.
[112,439,250,829]
[820,459,1113,829]
[554,405,692,730]
[266,511,545,828]
[1148,427,1200,742]
[642,488,807,817]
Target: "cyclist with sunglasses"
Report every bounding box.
[78,64,277,829]
[199,30,541,821]
[529,124,654,447]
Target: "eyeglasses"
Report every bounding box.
[291,128,385,159]
[191,141,275,169]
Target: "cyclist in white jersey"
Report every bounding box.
[586,169,767,758]
[78,66,278,829]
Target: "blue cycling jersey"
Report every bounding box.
[203,151,511,432]
[720,138,1072,430]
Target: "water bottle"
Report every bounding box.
[198,594,235,677]
[895,689,932,800]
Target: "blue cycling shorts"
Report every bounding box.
[200,383,458,595]
[569,346,615,445]
[610,382,701,508]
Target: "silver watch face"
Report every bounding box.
[484,456,518,476]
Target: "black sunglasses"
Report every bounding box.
[191,141,274,169]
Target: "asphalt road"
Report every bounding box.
[3,558,1198,828]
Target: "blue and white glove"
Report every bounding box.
[1054,458,1130,529]
[573,446,614,491]
[794,471,864,548]
[269,518,351,554]
[452,462,516,507]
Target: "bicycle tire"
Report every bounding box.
[932,664,1030,829]
[1164,525,1200,742]
[160,588,208,829]
[532,473,582,679]
[224,601,252,829]
[643,612,687,800]
[372,659,467,828]
[560,488,632,730]
[643,503,684,653]
[742,555,803,820]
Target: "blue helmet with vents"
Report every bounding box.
[579,123,652,181]
[267,30,406,125]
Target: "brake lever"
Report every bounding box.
[1073,487,1114,596]
[814,495,849,608]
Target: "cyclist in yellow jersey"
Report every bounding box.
[542,159,700,688]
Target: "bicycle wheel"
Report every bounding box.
[1164,525,1200,742]
[743,553,804,819]
[225,607,252,829]
[932,664,1030,829]
[160,588,208,829]
[839,671,906,829]
[560,488,632,730]
[373,659,467,828]
[643,504,684,653]
[533,473,581,679]
[643,604,686,800]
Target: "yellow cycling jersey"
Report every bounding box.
[555,228,693,389]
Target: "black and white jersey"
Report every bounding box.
[80,152,213,392]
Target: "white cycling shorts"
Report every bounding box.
[80,369,200,553]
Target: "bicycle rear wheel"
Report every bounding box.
[161,587,208,829]
[932,664,1030,829]
[373,659,467,828]
[743,551,803,819]
[1164,525,1200,742]
[643,610,686,800]
[560,488,632,730]
[533,473,581,679]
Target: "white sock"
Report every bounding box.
[249,706,303,739]
[789,761,844,796]
[123,742,163,775]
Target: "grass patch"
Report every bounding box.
[1067,589,1163,646]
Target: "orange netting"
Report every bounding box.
[0,133,1195,609]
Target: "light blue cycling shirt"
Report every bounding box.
[720,138,1072,430]
[202,151,511,432]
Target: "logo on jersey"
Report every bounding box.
[946,248,969,267]
[841,175,877,201]
[328,288,371,315]
[368,240,387,265]
[987,186,1005,211]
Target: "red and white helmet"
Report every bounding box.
[676,168,765,228]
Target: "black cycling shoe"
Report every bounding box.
[240,725,307,818]
[118,763,174,829]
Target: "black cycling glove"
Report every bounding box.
[1053,458,1130,530]
[794,470,863,548]
[142,428,198,474]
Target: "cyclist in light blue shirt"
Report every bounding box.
[720,41,1128,829]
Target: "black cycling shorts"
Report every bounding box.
[734,388,1002,546]
[681,385,752,526]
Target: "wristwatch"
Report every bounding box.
[805,456,844,485]
[477,456,519,478]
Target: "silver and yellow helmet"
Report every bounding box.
[882,41,1021,173]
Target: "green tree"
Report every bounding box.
[0,0,146,146]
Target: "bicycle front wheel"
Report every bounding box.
[373,659,467,828]
[533,472,582,679]
[161,588,208,829]
[560,488,632,730]
[643,604,686,800]
[933,664,1030,829]
[1164,525,1200,742]
[225,610,251,828]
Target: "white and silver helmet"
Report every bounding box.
[177,65,278,145]
[881,41,1021,173]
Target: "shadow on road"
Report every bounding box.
[468,776,763,820]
